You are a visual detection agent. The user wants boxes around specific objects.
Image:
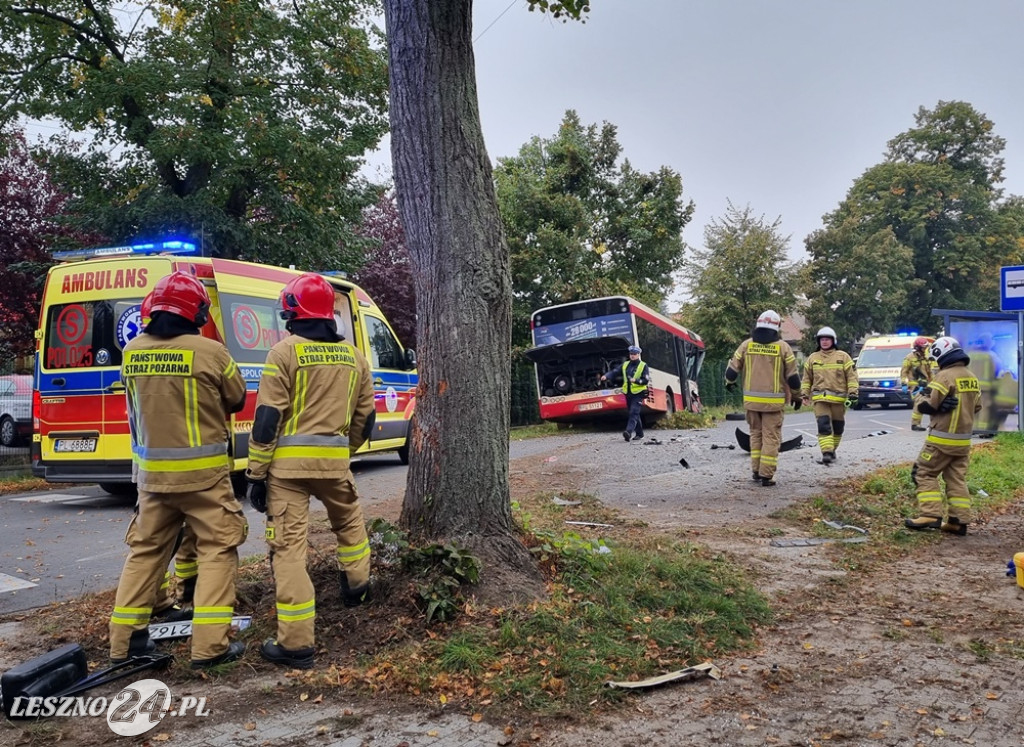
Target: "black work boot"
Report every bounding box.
[761,477,776,487]
[752,471,761,482]
[192,641,246,670]
[904,515,942,531]
[260,639,314,670]
[822,451,836,464]
[622,430,631,442]
[151,604,193,623]
[111,629,156,664]
[940,517,969,536]
[179,576,197,604]
[340,573,370,608]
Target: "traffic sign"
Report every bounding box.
[1000,265,1024,311]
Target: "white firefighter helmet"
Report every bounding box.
[816,326,837,342]
[755,310,782,332]
[930,336,967,367]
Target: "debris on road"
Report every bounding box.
[678,457,690,468]
[551,496,582,506]
[565,521,614,528]
[735,428,803,453]
[606,662,722,690]
[770,536,869,547]
[822,520,868,534]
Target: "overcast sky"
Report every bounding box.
[370,0,1024,274]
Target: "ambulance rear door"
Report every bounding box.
[35,258,172,482]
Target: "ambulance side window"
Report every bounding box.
[365,316,403,370]
[220,293,289,364]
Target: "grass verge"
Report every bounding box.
[775,432,1024,570]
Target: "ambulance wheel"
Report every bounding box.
[398,420,412,465]
[0,416,16,447]
[100,482,138,499]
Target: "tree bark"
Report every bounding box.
[384,0,515,543]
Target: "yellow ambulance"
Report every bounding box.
[853,333,933,409]
[32,241,417,496]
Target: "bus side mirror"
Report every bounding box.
[404,348,417,370]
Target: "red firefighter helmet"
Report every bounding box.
[150,272,210,325]
[140,291,155,328]
[279,273,335,321]
[913,336,930,351]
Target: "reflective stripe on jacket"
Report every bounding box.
[122,335,246,493]
[727,339,798,412]
[921,363,981,454]
[247,335,375,480]
[800,349,857,403]
[620,360,648,396]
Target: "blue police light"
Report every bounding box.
[52,240,199,261]
[895,329,920,337]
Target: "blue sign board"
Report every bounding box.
[1000,265,1024,311]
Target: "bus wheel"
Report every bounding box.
[100,483,138,499]
[665,388,676,415]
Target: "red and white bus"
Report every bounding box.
[524,296,705,423]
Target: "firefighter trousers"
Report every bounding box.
[746,410,784,479]
[153,523,199,611]
[914,443,972,521]
[812,401,845,455]
[110,479,247,661]
[265,473,370,650]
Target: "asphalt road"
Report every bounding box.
[0,405,1015,615]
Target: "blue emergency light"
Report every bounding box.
[52,240,199,261]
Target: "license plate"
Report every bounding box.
[149,615,252,641]
[54,438,97,452]
[578,402,603,412]
[867,393,885,399]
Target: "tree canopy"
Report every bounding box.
[495,110,693,348]
[805,101,1024,338]
[0,131,97,359]
[0,0,388,268]
[353,192,417,348]
[680,201,800,358]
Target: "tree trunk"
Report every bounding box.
[384,0,516,544]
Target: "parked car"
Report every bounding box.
[0,375,32,448]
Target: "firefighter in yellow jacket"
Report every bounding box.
[905,337,982,536]
[109,272,248,667]
[725,310,802,487]
[900,336,936,432]
[800,326,858,464]
[246,273,376,670]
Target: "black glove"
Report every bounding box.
[246,479,268,513]
[938,393,959,413]
[792,398,801,411]
[724,381,737,392]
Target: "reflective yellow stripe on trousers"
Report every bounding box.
[193,606,234,625]
[277,600,315,622]
[111,606,152,625]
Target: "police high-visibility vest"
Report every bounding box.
[620,360,648,396]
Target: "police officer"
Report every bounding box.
[800,326,858,464]
[110,272,248,667]
[600,345,650,441]
[905,337,982,535]
[246,273,376,670]
[900,337,936,432]
[725,310,801,487]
